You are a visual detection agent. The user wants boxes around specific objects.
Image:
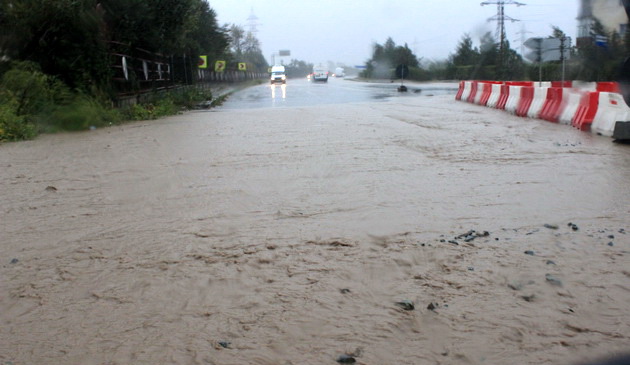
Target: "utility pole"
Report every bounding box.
[481,0,525,77]
[515,24,533,57]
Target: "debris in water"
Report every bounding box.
[545,274,563,287]
[395,300,415,311]
[608,242,614,247]
[521,294,536,302]
[455,230,490,243]
[336,354,356,363]
[546,260,556,265]
[427,302,437,311]
[568,223,579,231]
[544,224,559,230]
[45,186,57,192]
[10,258,18,264]
[340,288,351,294]
[218,341,231,349]
[524,250,535,256]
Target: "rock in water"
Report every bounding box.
[395,300,415,311]
[336,354,356,363]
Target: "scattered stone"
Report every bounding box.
[545,274,563,287]
[45,186,57,192]
[508,283,523,291]
[395,300,415,311]
[524,250,535,256]
[619,228,626,234]
[495,237,499,241]
[608,235,615,239]
[420,243,426,247]
[448,240,459,245]
[544,224,559,230]
[340,288,351,294]
[521,294,536,302]
[567,223,579,231]
[427,302,437,311]
[439,239,446,243]
[336,354,356,364]
[568,308,575,313]
[546,260,556,265]
[608,242,614,247]
[10,258,18,264]
[218,341,231,349]
[455,230,490,243]
[468,266,475,271]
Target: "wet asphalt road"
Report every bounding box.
[219,77,458,110]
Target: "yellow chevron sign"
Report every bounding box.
[238,63,247,71]
[214,60,226,72]
[198,55,207,68]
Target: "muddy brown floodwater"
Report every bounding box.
[1,91,629,365]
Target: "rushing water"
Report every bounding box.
[1,83,629,364]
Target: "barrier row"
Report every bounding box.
[455,80,630,138]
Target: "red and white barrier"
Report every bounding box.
[504,85,523,114]
[487,83,502,108]
[572,91,600,131]
[527,86,549,119]
[591,92,630,137]
[515,87,534,117]
[539,87,565,122]
[459,81,473,102]
[558,88,585,125]
[455,80,629,139]
[455,81,465,100]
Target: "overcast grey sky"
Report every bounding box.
[207,0,580,67]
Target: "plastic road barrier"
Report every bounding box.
[487,83,502,108]
[591,92,630,137]
[527,86,549,119]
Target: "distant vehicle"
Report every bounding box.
[270,65,286,84]
[334,67,345,77]
[312,66,328,82]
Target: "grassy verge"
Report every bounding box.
[0,63,253,142]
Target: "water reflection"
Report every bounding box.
[270,83,287,99]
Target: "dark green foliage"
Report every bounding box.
[285,59,314,78]
[0,0,233,140]
[362,38,422,79]
[2,0,111,93]
[0,101,36,141]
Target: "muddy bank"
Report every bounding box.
[1,93,629,364]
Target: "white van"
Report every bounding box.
[270,65,286,84]
[312,66,328,82]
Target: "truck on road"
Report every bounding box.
[270,65,286,84]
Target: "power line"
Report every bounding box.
[481,0,526,75]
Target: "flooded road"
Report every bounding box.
[1,81,629,365]
[222,77,457,110]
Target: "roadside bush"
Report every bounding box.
[0,100,36,141]
[42,96,122,131]
[124,98,178,121]
[0,61,52,116]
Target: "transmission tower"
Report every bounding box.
[481,0,525,76]
[246,7,261,35]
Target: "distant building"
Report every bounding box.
[577,0,629,46]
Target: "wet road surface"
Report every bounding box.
[221,77,457,109]
[1,81,629,365]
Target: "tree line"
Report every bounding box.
[362,22,629,83]
[0,0,268,140]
